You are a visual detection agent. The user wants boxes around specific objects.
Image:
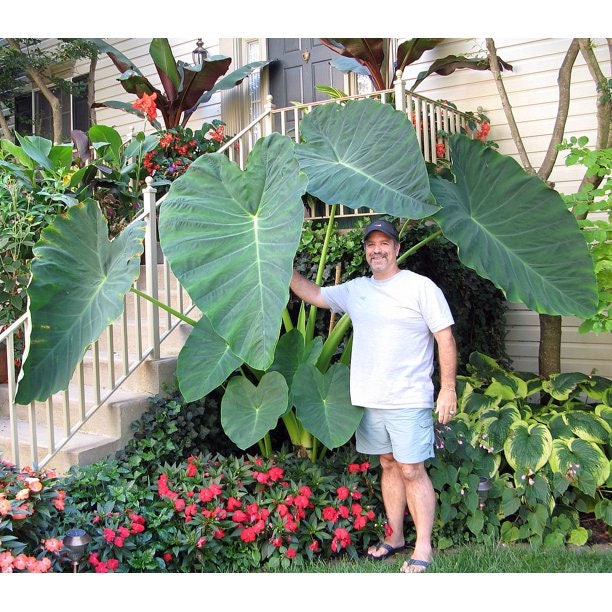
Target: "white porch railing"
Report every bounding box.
[0,74,475,470]
[0,183,196,470]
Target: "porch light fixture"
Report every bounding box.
[477,477,493,510]
[192,39,208,65]
[63,528,91,573]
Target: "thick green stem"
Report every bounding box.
[317,313,352,372]
[306,204,337,341]
[130,287,197,326]
[397,229,443,266]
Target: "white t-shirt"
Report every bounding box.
[321,269,454,409]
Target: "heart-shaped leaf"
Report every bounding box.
[220,372,289,450]
[16,202,145,404]
[295,98,439,219]
[431,134,598,317]
[176,316,243,402]
[292,362,364,449]
[504,421,553,473]
[159,133,308,370]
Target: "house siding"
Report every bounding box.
[401,37,611,378]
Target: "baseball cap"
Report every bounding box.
[363,219,399,242]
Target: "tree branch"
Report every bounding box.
[486,38,536,174]
[537,39,579,181]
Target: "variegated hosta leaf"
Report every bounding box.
[595,405,612,430]
[15,202,145,404]
[542,372,591,401]
[478,403,522,450]
[220,372,289,450]
[485,372,529,400]
[562,410,611,444]
[503,421,553,473]
[462,390,500,414]
[466,351,505,381]
[295,98,439,219]
[582,375,612,403]
[549,438,610,488]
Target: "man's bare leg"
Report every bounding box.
[367,453,407,557]
[399,461,435,573]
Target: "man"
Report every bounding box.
[290,218,457,573]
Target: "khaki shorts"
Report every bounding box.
[355,407,434,464]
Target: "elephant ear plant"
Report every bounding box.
[13,98,598,462]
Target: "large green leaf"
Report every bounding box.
[292,362,364,449]
[176,316,243,402]
[159,133,307,370]
[295,98,439,219]
[430,134,598,317]
[562,410,611,444]
[542,372,591,401]
[503,421,553,473]
[15,202,145,404]
[220,372,289,450]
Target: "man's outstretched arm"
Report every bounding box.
[290,270,331,309]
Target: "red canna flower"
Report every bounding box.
[132,92,158,122]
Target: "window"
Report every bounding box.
[14,74,90,142]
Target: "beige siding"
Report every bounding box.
[402,38,611,378]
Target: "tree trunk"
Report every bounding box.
[0,111,12,141]
[538,314,562,378]
[6,38,63,143]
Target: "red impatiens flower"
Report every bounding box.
[132,92,158,122]
[436,142,446,158]
[268,466,284,481]
[322,507,339,522]
[103,528,116,543]
[240,527,256,543]
[309,540,320,552]
[336,486,350,500]
[285,548,297,558]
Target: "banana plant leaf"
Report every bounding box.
[220,371,289,450]
[431,134,598,318]
[158,132,308,370]
[503,421,553,474]
[15,202,145,404]
[295,98,439,219]
[176,316,243,402]
[291,362,364,449]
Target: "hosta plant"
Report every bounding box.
[429,352,611,548]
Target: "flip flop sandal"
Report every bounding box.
[366,542,406,561]
[400,558,432,572]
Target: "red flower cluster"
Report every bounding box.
[436,142,447,158]
[477,121,491,141]
[155,455,381,567]
[88,511,146,572]
[141,121,230,184]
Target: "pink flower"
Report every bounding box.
[285,548,297,558]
